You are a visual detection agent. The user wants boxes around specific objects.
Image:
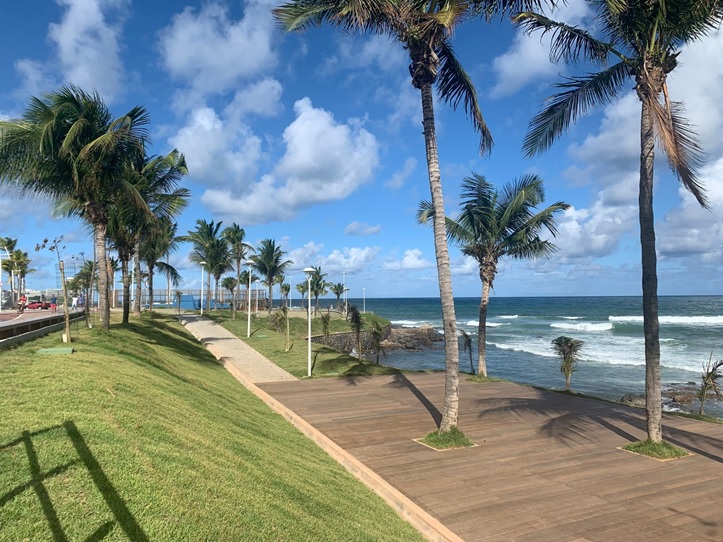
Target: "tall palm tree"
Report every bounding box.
[0,85,149,331]
[421,173,568,376]
[140,218,183,317]
[296,281,309,310]
[274,0,496,432]
[514,0,723,443]
[221,276,238,307]
[222,223,253,319]
[208,237,233,310]
[184,219,224,312]
[551,336,584,392]
[240,269,259,311]
[309,266,329,316]
[251,239,292,313]
[329,282,345,311]
[280,282,291,308]
[0,237,17,305]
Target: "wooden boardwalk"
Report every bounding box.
[259,373,723,541]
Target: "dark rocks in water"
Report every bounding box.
[619,393,646,408]
[382,326,443,351]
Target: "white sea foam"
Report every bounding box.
[560,316,583,320]
[465,320,479,327]
[392,319,430,328]
[486,322,507,328]
[489,341,556,359]
[550,322,614,332]
[609,315,723,326]
[499,315,518,319]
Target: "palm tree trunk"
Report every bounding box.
[121,257,131,324]
[420,82,460,432]
[268,283,273,313]
[94,222,110,331]
[478,272,491,378]
[133,241,142,316]
[147,263,154,319]
[639,98,662,443]
[234,259,240,320]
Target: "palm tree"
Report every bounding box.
[551,336,584,392]
[0,238,17,306]
[347,304,363,362]
[280,282,291,308]
[309,266,328,316]
[240,269,259,312]
[0,85,149,331]
[421,174,568,377]
[296,281,309,310]
[251,239,292,313]
[184,219,224,312]
[222,223,253,320]
[274,0,493,432]
[460,329,475,375]
[698,354,723,416]
[140,218,183,317]
[221,276,238,308]
[329,282,345,311]
[514,0,723,443]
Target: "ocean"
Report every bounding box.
[348,296,723,416]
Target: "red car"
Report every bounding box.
[26,300,51,310]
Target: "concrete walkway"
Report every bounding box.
[176,314,296,384]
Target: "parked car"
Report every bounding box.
[26,300,51,310]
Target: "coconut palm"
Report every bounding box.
[347,304,363,362]
[329,282,345,311]
[0,85,149,331]
[551,336,584,391]
[280,282,291,308]
[222,223,254,319]
[296,281,309,310]
[421,173,568,377]
[140,218,183,317]
[274,0,496,432]
[184,219,224,312]
[0,237,17,305]
[221,276,238,308]
[514,0,723,443]
[459,329,475,375]
[240,269,259,311]
[308,266,329,316]
[251,239,292,313]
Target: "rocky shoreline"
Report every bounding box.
[381,326,443,352]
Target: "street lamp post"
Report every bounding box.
[200,261,207,315]
[304,267,315,377]
[363,287,366,314]
[343,287,349,316]
[245,260,253,338]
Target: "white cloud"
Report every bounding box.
[199,98,379,224]
[158,0,276,103]
[287,242,381,274]
[225,79,284,119]
[383,249,433,270]
[345,221,381,236]
[386,157,417,190]
[321,34,404,77]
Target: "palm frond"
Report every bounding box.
[649,94,707,208]
[436,39,493,155]
[273,0,394,33]
[417,198,435,225]
[523,60,629,157]
[513,11,612,64]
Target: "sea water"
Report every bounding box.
[349,296,723,415]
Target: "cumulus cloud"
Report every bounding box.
[199,98,379,224]
[287,242,381,274]
[383,249,433,270]
[158,0,276,103]
[15,0,128,102]
[345,221,381,236]
[386,157,417,190]
[320,34,404,77]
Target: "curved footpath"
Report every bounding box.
[179,315,723,542]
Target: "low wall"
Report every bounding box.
[311,325,391,355]
[0,313,85,349]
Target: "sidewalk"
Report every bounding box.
[176,314,296,384]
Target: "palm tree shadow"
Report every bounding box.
[387,373,442,427]
[0,422,151,541]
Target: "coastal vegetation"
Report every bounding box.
[623,439,688,461]
[419,426,474,450]
[698,354,723,416]
[551,336,585,392]
[0,315,422,541]
[514,0,723,444]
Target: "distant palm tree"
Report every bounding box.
[551,336,584,392]
[309,266,328,316]
[140,218,183,317]
[329,282,345,311]
[221,276,238,308]
[251,239,292,313]
[274,0,493,433]
[184,219,224,311]
[280,282,291,308]
[296,282,308,310]
[0,85,149,331]
[240,269,259,312]
[421,173,568,377]
[347,305,363,362]
[514,0,722,443]
[222,223,254,319]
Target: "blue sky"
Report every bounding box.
[1,0,722,299]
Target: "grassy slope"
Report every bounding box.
[0,316,423,541]
[210,310,402,378]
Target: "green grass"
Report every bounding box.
[0,315,423,541]
[623,439,689,460]
[207,310,401,378]
[670,411,723,424]
[418,427,474,450]
[467,374,505,383]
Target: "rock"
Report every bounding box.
[382,326,443,351]
[619,393,646,408]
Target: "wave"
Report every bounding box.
[609,315,723,326]
[463,320,506,328]
[550,322,613,332]
[560,316,583,320]
[391,319,433,328]
[498,315,518,319]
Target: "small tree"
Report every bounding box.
[221,276,238,310]
[36,237,72,343]
[551,336,584,392]
[698,353,723,416]
[347,305,363,362]
[370,320,386,365]
[175,290,182,315]
[320,313,331,343]
[460,330,475,375]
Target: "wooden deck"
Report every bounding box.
[259,373,723,541]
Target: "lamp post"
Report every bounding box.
[304,267,315,377]
[343,287,349,316]
[200,261,207,315]
[0,246,7,313]
[245,260,253,338]
[363,287,366,314]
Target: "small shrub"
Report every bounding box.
[419,427,474,450]
[623,439,688,460]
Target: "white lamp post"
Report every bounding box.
[0,247,7,313]
[200,261,207,315]
[304,267,315,377]
[245,260,253,338]
[343,287,349,316]
[363,287,366,314]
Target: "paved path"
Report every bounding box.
[177,314,296,383]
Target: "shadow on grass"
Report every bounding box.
[0,422,149,542]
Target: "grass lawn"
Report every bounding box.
[0,315,424,541]
[206,309,402,379]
